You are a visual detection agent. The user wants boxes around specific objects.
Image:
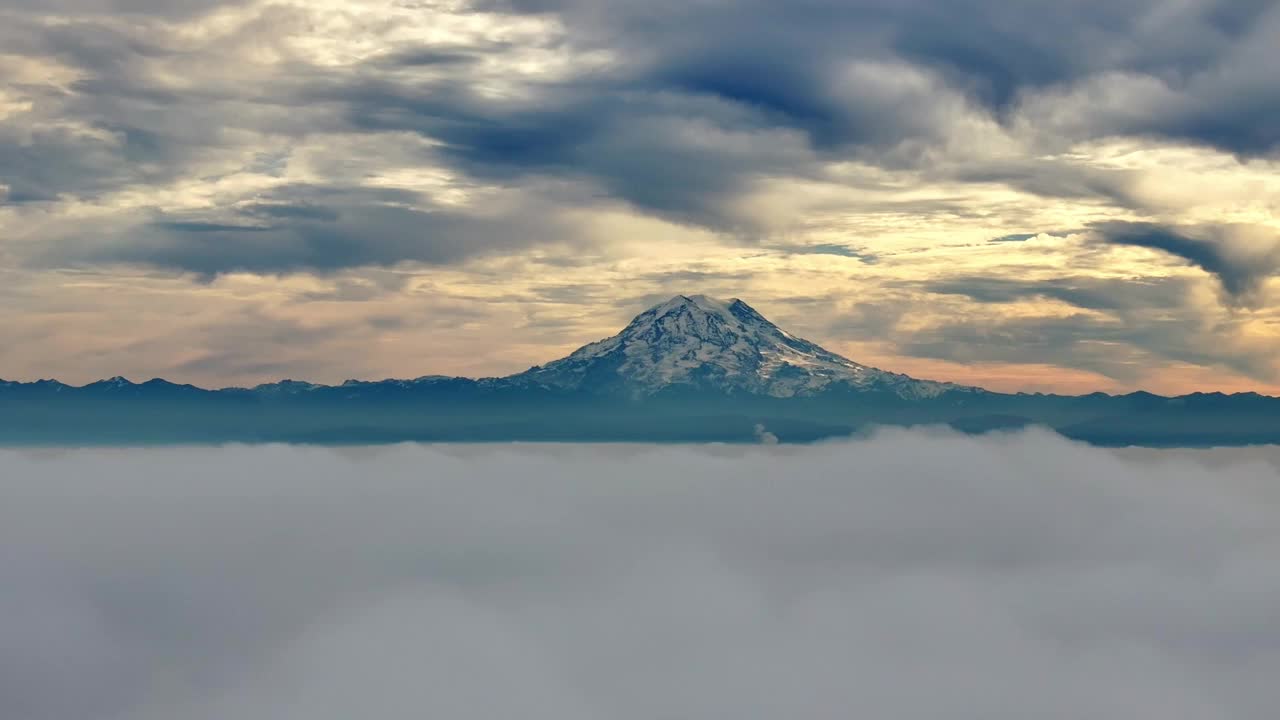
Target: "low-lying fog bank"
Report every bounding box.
[3,428,1279,719]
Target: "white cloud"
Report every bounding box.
[3,429,1280,719]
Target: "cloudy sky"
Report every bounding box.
[5,430,1280,719]
[1,0,1278,393]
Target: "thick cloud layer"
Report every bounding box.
[4,0,1279,268]
[2,0,1279,391]
[1092,221,1280,304]
[3,429,1280,719]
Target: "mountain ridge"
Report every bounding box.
[3,294,1280,447]
[1,295,979,398]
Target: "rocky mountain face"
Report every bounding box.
[0,294,972,402]
[509,294,971,399]
[4,294,1280,445]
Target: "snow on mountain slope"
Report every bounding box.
[511,294,974,399]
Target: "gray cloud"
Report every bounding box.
[0,10,295,205]
[924,274,1191,313]
[989,230,1079,243]
[900,313,1158,382]
[32,185,576,276]
[1092,221,1280,303]
[3,0,1277,274]
[479,0,1280,154]
[3,433,1280,719]
[0,0,236,16]
[312,75,814,229]
[775,243,879,262]
[835,275,1277,382]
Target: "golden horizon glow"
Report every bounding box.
[1,0,1278,394]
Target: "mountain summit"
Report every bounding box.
[6,293,1280,446]
[512,294,966,398]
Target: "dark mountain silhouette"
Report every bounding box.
[3,295,1278,446]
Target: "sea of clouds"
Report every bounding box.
[3,428,1280,719]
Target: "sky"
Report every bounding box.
[4,429,1280,719]
[1,0,1278,394]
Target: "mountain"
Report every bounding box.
[2,294,1279,446]
[508,294,969,399]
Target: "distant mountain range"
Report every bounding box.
[3,294,1279,446]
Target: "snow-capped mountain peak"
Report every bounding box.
[513,294,971,398]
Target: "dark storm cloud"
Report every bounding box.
[3,434,1280,719]
[924,275,1189,312]
[478,0,1280,154]
[257,0,1278,240]
[372,48,485,69]
[950,161,1145,207]
[1092,221,1280,303]
[0,126,131,202]
[0,12,277,202]
[309,75,811,228]
[35,185,574,276]
[2,0,1278,274]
